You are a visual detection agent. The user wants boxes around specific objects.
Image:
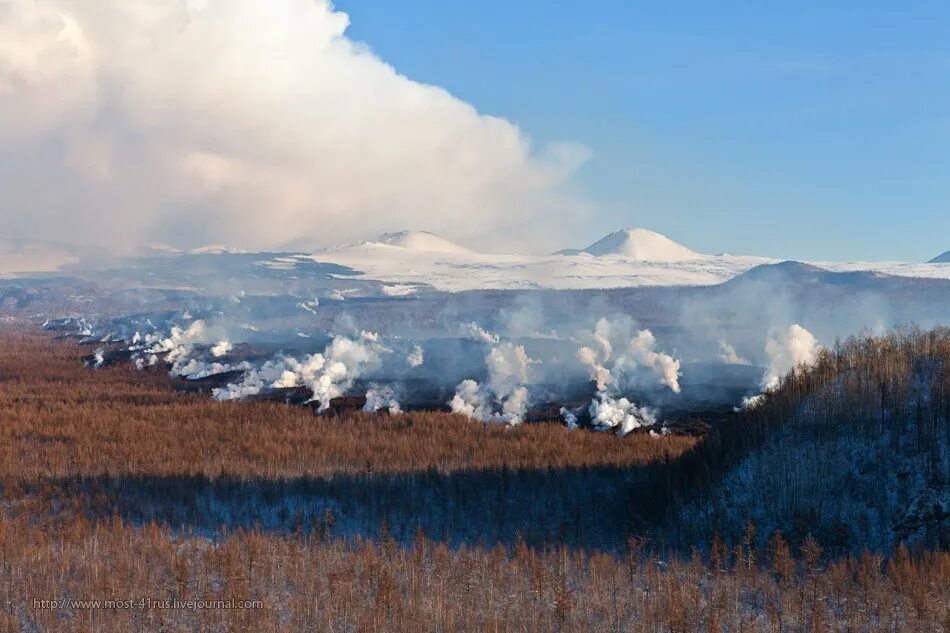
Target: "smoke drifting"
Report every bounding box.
[0,0,588,251]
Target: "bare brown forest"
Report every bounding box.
[0,330,694,479]
[0,326,948,632]
[3,512,947,633]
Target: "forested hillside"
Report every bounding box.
[673,327,949,554]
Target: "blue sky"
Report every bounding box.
[338,1,950,261]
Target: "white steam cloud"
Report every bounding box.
[463,322,500,345]
[762,324,820,390]
[569,318,680,435]
[575,318,681,393]
[588,394,657,437]
[718,340,750,365]
[363,384,401,414]
[128,321,243,379]
[738,323,821,410]
[0,0,588,251]
[626,329,682,394]
[406,345,425,368]
[559,407,579,430]
[213,330,388,409]
[450,341,534,425]
[211,340,233,358]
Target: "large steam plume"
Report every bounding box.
[213,331,388,409]
[0,0,588,251]
[363,384,402,414]
[575,318,681,393]
[588,394,658,437]
[130,321,222,372]
[126,321,246,379]
[738,323,821,410]
[762,324,820,390]
[569,317,681,435]
[450,330,535,425]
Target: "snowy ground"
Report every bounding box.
[299,244,772,291]
[298,244,950,292]
[2,231,948,292]
[813,260,950,280]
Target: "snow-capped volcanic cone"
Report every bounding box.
[376,231,475,255]
[581,228,703,261]
[928,251,950,263]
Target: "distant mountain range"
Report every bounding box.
[293,228,950,292]
[0,229,947,293]
[332,227,706,261]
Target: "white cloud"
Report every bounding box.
[0,3,98,142]
[0,0,589,251]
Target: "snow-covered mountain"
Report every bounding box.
[287,227,950,292]
[4,228,949,293]
[189,244,251,255]
[324,230,476,255]
[299,227,768,291]
[375,230,474,254]
[929,251,950,263]
[579,228,703,261]
[141,243,251,256]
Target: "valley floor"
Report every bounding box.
[0,328,947,632]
